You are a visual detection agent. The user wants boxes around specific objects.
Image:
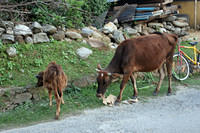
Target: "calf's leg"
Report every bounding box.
[153,66,165,96]
[48,89,52,106]
[55,91,61,120]
[130,73,138,99]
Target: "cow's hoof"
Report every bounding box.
[114,99,121,106]
[167,92,172,96]
[55,115,59,120]
[132,96,137,100]
[153,91,158,96]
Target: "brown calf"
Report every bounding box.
[96,32,178,102]
[36,62,67,119]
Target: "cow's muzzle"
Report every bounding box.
[96,93,103,98]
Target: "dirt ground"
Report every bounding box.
[1,85,200,133]
[182,30,200,42]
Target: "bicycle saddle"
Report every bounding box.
[189,42,198,46]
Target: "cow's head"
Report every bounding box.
[35,71,44,87]
[96,64,112,98]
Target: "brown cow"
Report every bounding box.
[36,62,67,119]
[96,32,178,102]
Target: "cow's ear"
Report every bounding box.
[97,64,102,70]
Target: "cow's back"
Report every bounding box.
[115,33,177,72]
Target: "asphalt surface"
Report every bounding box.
[1,86,200,133]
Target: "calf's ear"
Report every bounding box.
[97,64,102,70]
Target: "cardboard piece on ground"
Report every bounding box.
[102,94,117,106]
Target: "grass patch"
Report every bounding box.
[0,41,113,87]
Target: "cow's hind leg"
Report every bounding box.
[55,92,61,120]
[116,73,131,102]
[130,73,138,99]
[61,90,64,104]
[166,57,173,96]
[153,65,165,96]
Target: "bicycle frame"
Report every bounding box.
[178,44,200,65]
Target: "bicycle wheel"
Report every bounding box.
[172,53,190,80]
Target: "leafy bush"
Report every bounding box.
[0,0,110,28]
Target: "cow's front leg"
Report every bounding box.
[116,73,130,102]
[130,73,138,99]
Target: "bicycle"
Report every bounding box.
[172,41,200,81]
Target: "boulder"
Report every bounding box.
[6,47,17,57]
[91,31,103,40]
[0,27,5,35]
[66,31,82,39]
[113,30,125,43]
[159,28,167,33]
[76,47,92,59]
[14,24,32,36]
[123,27,137,35]
[64,38,72,42]
[102,22,117,34]
[148,22,164,28]
[164,16,177,22]
[0,21,14,28]
[134,24,142,33]
[108,43,118,49]
[25,36,33,44]
[81,27,94,37]
[15,35,25,44]
[88,39,105,48]
[53,31,65,41]
[42,24,57,34]
[173,27,181,35]
[14,92,32,104]
[33,33,50,43]
[6,27,13,34]
[31,22,43,33]
[1,34,14,44]
[172,21,189,27]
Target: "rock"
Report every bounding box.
[76,47,92,59]
[6,47,17,57]
[108,43,118,49]
[113,30,125,43]
[14,93,32,104]
[113,19,118,25]
[102,22,117,34]
[65,31,82,39]
[164,16,177,22]
[159,28,167,33]
[91,31,103,40]
[172,21,189,27]
[173,27,181,35]
[176,17,188,22]
[134,24,142,33]
[42,24,57,34]
[81,27,94,37]
[88,39,105,48]
[148,22,164,28]
[15,35,25,44]
[165,25,174,31]
[0,27,5,35]
[64,38,72,42]
[1,34,14,44]
[33,33,50,43]
[0,21,14,28]
[72,74,96,88]
[6,27,13,34]
[123,27,137,35]
[53,31,65,41]
[14,24,32,36]
[25,36,33,44]
[146,27,155,33]
[31,22,43,34]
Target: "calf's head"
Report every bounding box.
[96,64,112,98]
[36,71,44,87]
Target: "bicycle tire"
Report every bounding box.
[172,53,190,81]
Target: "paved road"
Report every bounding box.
[1,86,200,133]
